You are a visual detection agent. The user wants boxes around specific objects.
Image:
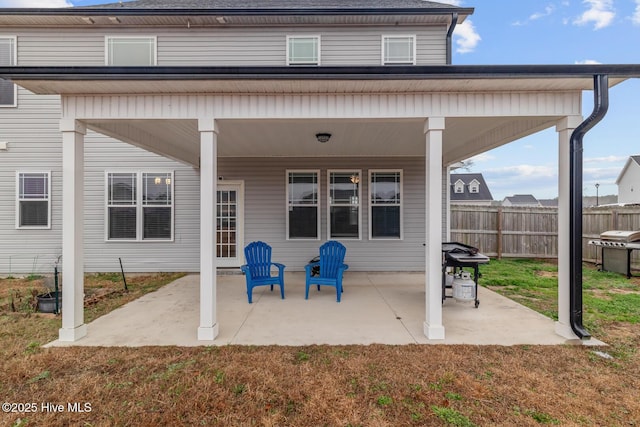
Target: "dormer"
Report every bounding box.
[454,179,465,194]
[469,179,480,194]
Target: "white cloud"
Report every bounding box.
[584,155,627,163]
[487,164,557,179]
[454,19,481,54]
[573,0,615,30]
[530,5,556,21]
[575,59,602,64]
[0,0,72,6]
[633,0,640,25]
[468,153,495,163]
[444,0,463,6]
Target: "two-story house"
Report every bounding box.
[1,0,639,343]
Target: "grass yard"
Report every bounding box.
[0,263,639,426]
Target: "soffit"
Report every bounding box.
[10,77,627,96]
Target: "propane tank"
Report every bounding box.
[452,271,476,302]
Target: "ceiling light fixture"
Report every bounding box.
[315,132,331,143]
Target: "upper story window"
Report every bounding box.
[287,170,320,239]
[16,171,50,229]
[287,35,320,65]
[328,170,361,239]
[469,179,480,193]
[454,179,465,194]
[382,35,416,65]
[106,171,173,241]
[0,36,17,107]
[370,170,402,239]
[106,36,157,66]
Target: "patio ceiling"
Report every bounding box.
[86,116,559,167]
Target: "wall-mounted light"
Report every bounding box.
[154,177,161,185]
[165,178,171,185]
[350,174,360,185]
[315,132,331,143]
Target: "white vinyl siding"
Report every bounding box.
[105,36,157,66]
[106,170,173,241]
[12,27,445,67]
[286,170,320,240]
[369,170,403,239]
[0,36,17,107]
[286,35,320,65]
[382,35,416,65]
[16,171,50,229]
[328,170,361,240]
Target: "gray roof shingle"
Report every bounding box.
[84,0,464,10]
[450,173,493,202]
[504,194,539,205]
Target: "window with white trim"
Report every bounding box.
[469,179,480,193]
[382,35,416,65]
[0,37,17,107]
[106,171,173,241]
[287,35,320,65]
[328,170,361,239]
[287,170,319,239]
[106,36,157,66]
[369,170,402,239]
[17,171,50,229]
[454,179,465,194]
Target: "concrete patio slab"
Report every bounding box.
[46,272,603,347]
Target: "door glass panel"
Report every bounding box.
[217,190,238,259]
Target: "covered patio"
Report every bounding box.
[46,272,598,347]
[3,64,639,345]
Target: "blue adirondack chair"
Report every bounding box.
[240,241,286,303]
[305,240,349,302]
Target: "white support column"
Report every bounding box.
[59,119,87,342]
[424,117,446,339]
[197,118,219,341]
[555,116,582,339]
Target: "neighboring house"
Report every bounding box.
[450,173,493,205]
[539,199,559,207]
[1,0,638,343]
[502,194,541,207]
[616,155,640,204]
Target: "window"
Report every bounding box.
[382,35,416,65]
[328,171,361,239]
[106,36,157,66]
[287,171,319,239]
[106,171,173,241]
[469,179,480,194]
[0,37,17,107]
[17,172,50,229]
[454,180,465,194]
[369,170,402,239]
[287,35,320,65]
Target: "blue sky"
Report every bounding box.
[2,0,639,200]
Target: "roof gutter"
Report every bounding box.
[569,74,609,340]
[0,7,475,17]
[446,13,458,65]
[1,64,640,81]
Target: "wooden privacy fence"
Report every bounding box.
[450,205,640,267]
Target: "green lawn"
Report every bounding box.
[480,259,640,336]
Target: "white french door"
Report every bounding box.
[216,182,244,267]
